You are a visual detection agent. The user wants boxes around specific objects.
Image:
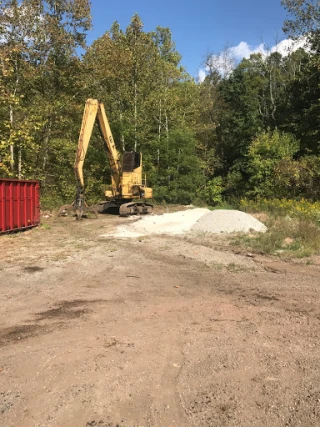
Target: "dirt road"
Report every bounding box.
[1,213,320,427]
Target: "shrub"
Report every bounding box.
[198,176,224,205]
[240,198,320,222]
[246,130,300,198]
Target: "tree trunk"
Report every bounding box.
[9,105,14,172]
[164,86,169,143]
[269,66,277,122]
[120,111,125,151]
[42,118,53,184]
[157,98,162,168]
[158,98,162,142]
[18,144,22,179]
[134,81,137,151]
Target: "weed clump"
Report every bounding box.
[234,199,320,257]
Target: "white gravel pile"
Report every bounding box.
[101,208,267,238]
[102,208,210,238]
[192,209,267,234]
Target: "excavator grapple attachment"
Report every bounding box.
[57,201,98,220]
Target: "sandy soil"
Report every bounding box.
[1,210,320,427]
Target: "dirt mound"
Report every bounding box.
[192,209,267,234]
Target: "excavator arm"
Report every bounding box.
[75,98,121,195]
[96,102,121,192]
[74,99,122,219]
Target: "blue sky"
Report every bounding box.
[88,0,289,79]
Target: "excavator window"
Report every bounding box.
[122,151,141,172]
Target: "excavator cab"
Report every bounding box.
[122,152,141,172]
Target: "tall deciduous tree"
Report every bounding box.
[0,0,91,201]
[281,0,320,48]
[281,0,320,154]
[0,0,40,176]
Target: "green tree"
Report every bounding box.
[82,16,202,203]
[246,130,300,197]
[281,1,320,154]
[281,49,320,154]
[0,0,42,176]
[0,0,92,204]
[281,0,320,48]
[154,128,204,204]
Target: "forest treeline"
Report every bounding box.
[0,0,319,207]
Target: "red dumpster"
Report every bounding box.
[0,179,40,233]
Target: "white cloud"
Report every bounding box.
[230,37,308,60]
[197,69,206,83]
[230,41,266,60]
[270,38,308,56]
[198,37,309,81]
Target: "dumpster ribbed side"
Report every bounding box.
[0,179,40,233]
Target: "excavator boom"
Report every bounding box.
[63,98,153,220]
[75,99,121,194]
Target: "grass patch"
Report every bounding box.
[227,263,250,273]
[210,262,224,271]
[235,198,320,257]
[240,198,320,222]
[40,223,51,230]
[208,201,236,211]
[231,216,320,257]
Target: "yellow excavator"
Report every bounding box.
[60,99,153,219]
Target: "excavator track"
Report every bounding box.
[119,202,153,217]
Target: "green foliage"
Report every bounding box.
[223,164,247,198]
[0,2,319,208]
[81,17,203,204]
[238,194,320,258]
[273,155,320,199]
[240,198,320,222]
[198,176,223,205]
[246,130,300,197]
[232,215,320,257]
[281,0,320,49]
[0,0,92,204]
[153,128,205,204]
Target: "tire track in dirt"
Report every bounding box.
[150,335,187,426]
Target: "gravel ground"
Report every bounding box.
[1,213,320,427]
[192,209,267,234]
